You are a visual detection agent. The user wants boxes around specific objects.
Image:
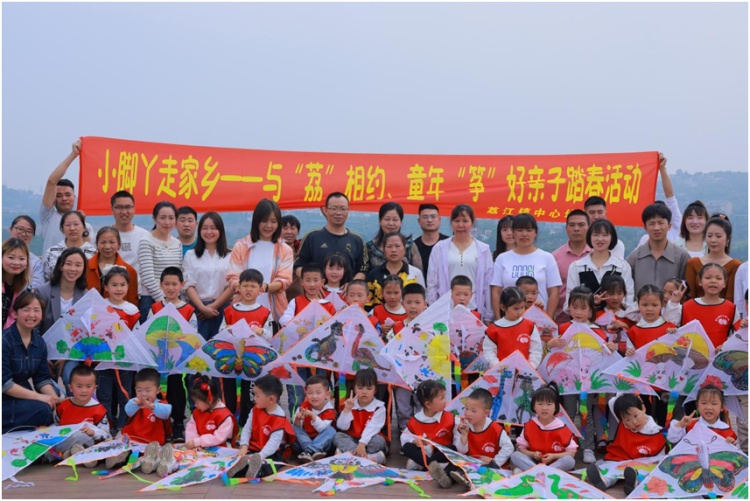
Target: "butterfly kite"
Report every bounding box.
[471,464,613,499]
[628,423,748,498]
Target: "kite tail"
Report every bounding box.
[160,374,168,399]
[579,391,588,447]
[236,377,241,416]
[664,390,679,432]
[182,374,189,407]
[115,369,130,400]
[598,393,608,441]
[339,372,346,407]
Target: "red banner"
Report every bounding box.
[78,136,659,226]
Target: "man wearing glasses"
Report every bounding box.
[110,190,150,272]
[294,192,368,281]
[413,204,448,278]
[40,140,94,252]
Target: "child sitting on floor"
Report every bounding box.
[292,375,337,463]
[668,384,737,445]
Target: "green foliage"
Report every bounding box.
[589,369,610,391]
[614,377,635,391]
[56,340,69,354]
[624,360,642,378]
[114,345,125,360]
[668,374,678,389]
[574,378,582,391]
[683,374,699,394]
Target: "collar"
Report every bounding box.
[637,415,662,435]
[257,405,286,418]
[353,398,384,412]
[699,416,729,429]
[563,241,592,257]
[10,323,41,348]
[310,401,334,413]
[232,302,263,311]
[636,241,678,262]
[636,317,667,328]
[469,417,492,433]
[531,416,564,430]
[414,410,444,423]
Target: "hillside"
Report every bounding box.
[3,170,748,261]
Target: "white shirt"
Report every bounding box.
[734,261,748,317]
[667,416,731,444]
[39,202,95,254]
[483,316,542,369]
[448,241,478,311]
[636,196,683,249]
[292,400,335,433]
[182,249,232,302]
[240,405,286,459]
[565,253,635,311]
[117,225,151,294]
[336,398,386,446]
[456,416,514,466]
[60,296,74,315]
[491,249,563,309]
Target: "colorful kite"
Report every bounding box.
[139,456,241,491]
[2,424,84,481]
[58,436,134,467]
[574,457,661,486]
[43,289,154,366]
[448,304,486,370]
[685,327,747,410]
[270,301,333,355]
[471,464,613,499]
[279,306,409,387]
[628,423,748,498]
[524,305,559,341]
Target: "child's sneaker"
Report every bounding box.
[66,443,85,460]
[311,451,327,461]
[298,451,313,464]
[245,453,263,479]
[225,455,248,478]
[140,441,161,474]
[428,462,452,489]
[105,449,130,470]
[449,470,470,487]
[405,459,423,471]
[334,448,342,455]
[585,465,607,491]
[512,467,522,475]
[623,467,637,496]
[583,449,596,464]
[368,451,386,465]
[156,444,177,477]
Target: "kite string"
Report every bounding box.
[115,369,130,400]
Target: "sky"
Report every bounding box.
[2,2,748,194]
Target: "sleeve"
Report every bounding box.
[409,244,423,272]
[528,325,542,369]
[357,239,369,276]
[625,250,637,280]
[279,299,296,327]
[336,409,353,431]
[182,252,198,289]
[564,432,578,453]
[31,256,45,290]
[415,269,425,288]
[311,414,334,434]
[185,414,199,443]
[685,261,699,301]
[197,417,235,448]
[494,429,514,466]
[515,426,530,450]
[358,406,386,445]
[188,312,198,330]
[259,429,283,459]
[93,413,112,441]
[153,401,172,420]
[137,239,163,301]
[482,333,499,370]
[399,422,417,445]
[293,234,312,271]
[125,398,140,417]
[31,340,54,392]
[42,249,54,282]
[490,254,504,287]
[621,260,635,309]
[666,421,687,444]
[262,313,274,342]
[455,431,468,454]
[272,244,294,292]
[663,300,682,326]
[240,409,254,447]
[665,196,682,241]
[426,247,440,306]
[2,335,14,393]
[479,246,495,322]
[225,241,247,286]
[544,253,563,288]
[565,261,580,313]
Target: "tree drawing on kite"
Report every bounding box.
[305,319,344,364]
[201,338,277,377]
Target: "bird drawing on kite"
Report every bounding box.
[351,322,388,371]
[305,319,344,364]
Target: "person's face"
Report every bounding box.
[105,275,129,302]
[69,374,97,405]
[590,230,612,252]
[355,383,376,407]
[569,300,592,323]
[325,263,345,286]
[161,275,183,301]
[384,236,406,263]
[16,299,43,331]
[258,214,278,241]
[605,288,625,310]
[418,210,440,232]
[513,227,537,249]
[645,217,669,243]
[566,216,589,244]
[281,223,299,246]
[382,282,402,307]
[424,390,447,415]
[502,301,526,322]
[696,392,723,424]
[451,213,473,236]
[324,196,349,227]
[154,208,176,233]
[302,272,323,297]
[620,405,649,432]
[111,196,135,225]
[10,220,35,246]
[254,387,275,409]
[61,254,85,283]
[662,282,678,307]
[585,204,607,222]
[534,398,556,421]
[451,285,473,307]
[177,213,197,239]
[700,267,726,297]
[194,399,211,412]
[305,383,330,409]
[3,248,28,276]
[500,225,515,247]
[519,284,539,307]
[639,293,663,323]
[200,218,221,246]
[403,293,427,318]
[239,280,262,303]
[380,209,402,235]
[685,211,707,236]
[55,186,75,212]
[97,231,120,260]
[345,284,369,308]
[135,381,159,404]
[63,216,84,241]
[463,398,490,426]
[705,224,728,255]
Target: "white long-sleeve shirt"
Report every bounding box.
[482,317,542,369]
[53,398,112,441]
[456,417,514,466]
[336,398,386,446]
[240,405,286,459]
[663,298,741,327]
[667,416,732,444]
[400,410,462,449]
[565,254,635,311]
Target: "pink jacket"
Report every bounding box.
[226,235,293,322]
[2,283,21,330]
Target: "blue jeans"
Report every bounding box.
[97,369,134,430]
[292,424,336,454]
[197,300,226,340]
[2,397,54,433]
[139,295,156,324]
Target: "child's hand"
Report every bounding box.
[625,348,636,357]
[676,411,697,428]
[669,282,688,304]
[458,417,469,436]
[354,443,367,458]
[608,321,628,331]
[185,440,197,449]
[606,342,617,352]
[381,323,393,337]
[132,397,142,406]
[344,391,356,413]
[82,425,96,437]
[726,437,737,445]
[666,327,678,334]
[594,291,607,305]
[251,326,265,336]
[541,453,557,464]
[534,299,545,309]
[740,318,748,329]
[238,445,248,457]
[547,337,566,349]
[477,455,493,465]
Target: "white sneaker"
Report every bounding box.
[583,449,597,464]
[311,451,327,461]
[140,441,161,474]
[428,462,452,489]
[298,451,313,464]
[368,451,386,465]
[334,448,343,455]
[405,459,424,471]
[156,444,177,477]
[512,467,522,475]
[246,453,263,479]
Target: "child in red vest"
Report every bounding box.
[369,275,407,341]
[186,375,238,448]
[279,263,337,326]
[595,275,635,356]
[483,286,542,369]
[401,380,460,477]
[148,266,197,443]
[510,382,576,473]
[292,375,337,463]
[668,384,737,445]
[586,394,667,495]
[322,252,351,300]
[627,285,677,350]
[49,365,111,466]
[237,375,296,479]
[334,368,388,465]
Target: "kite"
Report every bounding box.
[418,437,509,489]
[574,457,661,487]
[471,464,614,499]
[448,304,486,371]
[2,424,84,481]
[57,436,134,467]
[139,455,241,491]
[270,300,333,355]
[628,423,748,498]
[524,305,559,342]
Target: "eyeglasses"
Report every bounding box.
[420,214,438,220]
[12,226,34,237]
[326,206,349,213]
[113,205,135,211]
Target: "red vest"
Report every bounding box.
[151,301,195,322]
[56,399,108,427]
[299,401,337,439]
[686,420,737,441]
[343,403,385,441]
[522,419,575,455]
[471,310,482,320]
[295,296,337,317]
[111,306,140,330]
[627,322,676,350]
[467,421,504,458]
[392,320,406,335]
[406,411,455,447]
[248,408,296,453]
[681,299,735,349]
[370,305,407,328]
[122,399,171,445]
[605,422,666,461]
[192,406,238,445]
[559,322,607,341]
[223,304,271,329]
[485,319,535,361]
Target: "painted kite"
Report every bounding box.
[2,424,83,481]
[270,300,333,355]
[471,464,614,499]
[138,455,241,491]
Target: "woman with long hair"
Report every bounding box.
[2,238,31,329]
[41,210,96,281]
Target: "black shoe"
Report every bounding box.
[623,467,637,496]
[171,428,185,443]
[585,465,607,491]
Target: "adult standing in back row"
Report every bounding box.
[413,204,448,279]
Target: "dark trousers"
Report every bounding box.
[167,373,188,432]
[2,397,53,433]
[223,378,254,428]
[401,442,454,469]
[233,450,283,478]
[98,369,134,430]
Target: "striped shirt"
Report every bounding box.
[137,234,182,301]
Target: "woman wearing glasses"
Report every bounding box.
[85,226,139,306]
[40,210,96,282]
[9,215,44,289]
